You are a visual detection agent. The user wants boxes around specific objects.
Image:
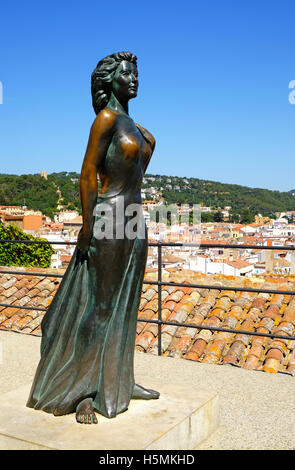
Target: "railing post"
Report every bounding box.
[158,243,162,356]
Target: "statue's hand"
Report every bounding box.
[77,228,92,253]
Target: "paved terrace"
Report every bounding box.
[1,330,295,449]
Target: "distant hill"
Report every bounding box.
[1,171,295,221]
[143,174,295,219]
[0,172,81,220]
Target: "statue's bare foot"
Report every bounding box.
[132,383,160,400]
[76,398,98,424]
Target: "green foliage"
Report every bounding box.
[0,173,59,219]
[239,209,255,224]
[201,212,214,222]
[0,172,85,219]
[0,221,54,267]
[48,172,82,214]
[213,211,224,222]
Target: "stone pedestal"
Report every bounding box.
[0,383,218,450]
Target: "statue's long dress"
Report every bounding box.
[27,119,151,418]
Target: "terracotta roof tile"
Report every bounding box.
[0,279,12,290]
[186,339,207,360]
[142,288,156,301]
[2,266,295,377]
[0,267,62,336]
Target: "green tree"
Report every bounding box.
[0,222,54,267]
[240,209,255,224]
[213,211,224,222]
[201,212,214,222]
[229,211,241,223]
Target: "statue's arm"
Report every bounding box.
[78,109,116,252]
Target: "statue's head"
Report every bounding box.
[91,51,138,114]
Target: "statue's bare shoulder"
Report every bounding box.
[91,108,118,138]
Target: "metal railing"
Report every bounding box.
[1,238,295,355]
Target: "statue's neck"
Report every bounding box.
[107,93,129,115]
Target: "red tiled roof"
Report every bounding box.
[137,272,295,376]
[60,255,72,262]
[63,216,83,224]
[1,266,295,377]
[162,254,184,263]
[241,235,263,241]
[225,259,252,269]
[0,267,62,335]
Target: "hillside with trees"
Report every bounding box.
[0,172,295,221]
[143,174,295,221]
[0,172,85,219]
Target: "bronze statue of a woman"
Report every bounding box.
[26,52,159,424]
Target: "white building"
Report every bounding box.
[54,210,79,223]
[194,256,254,276]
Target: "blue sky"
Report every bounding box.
[0,0,294,191]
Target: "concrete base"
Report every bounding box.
[0,383,218,450]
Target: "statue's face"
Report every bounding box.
[112,61,138,101]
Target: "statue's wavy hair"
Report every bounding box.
[91,51,137,115]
